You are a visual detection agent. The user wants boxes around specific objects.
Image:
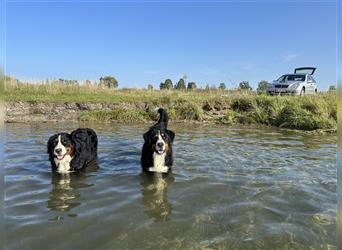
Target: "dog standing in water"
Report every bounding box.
[141,108,175,173]
[47,128,98,173]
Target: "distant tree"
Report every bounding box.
[160,79,173,90]
[160,82,166,90]
[58,78,66,85]
[85,80,92,86]
[328,85,336,91]
[147,84,153,90]
[99,76,118,88]
[58,79,79,85]
[218,82,226,90]
[205,84,210,91]
[257,80,269,93]
[187,81,197,90]
[165,79,173,89]
[175,78,186,90]
[239,81,252,90]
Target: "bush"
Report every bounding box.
[231,98,255,112]
[80,108,149,122]
[274,105,334,130]
[175,100,203,120]
[218,111,238,125]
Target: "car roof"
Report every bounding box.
[282,73,307,76]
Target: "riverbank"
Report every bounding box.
[5,83,337,131]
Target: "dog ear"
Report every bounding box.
[143,130,151,143]
[47,134,58,154]
[69,135,84,170]
[166,129,175,143]
[70,134,81,157]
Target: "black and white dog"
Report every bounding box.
[47,128,98,173]
[141,108,175,173]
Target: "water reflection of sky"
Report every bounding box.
[4,123,337,249]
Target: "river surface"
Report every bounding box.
[4,122,337,249]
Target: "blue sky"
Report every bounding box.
[5,1,337,90]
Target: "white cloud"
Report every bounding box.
[282,52,300,62]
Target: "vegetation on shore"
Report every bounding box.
[5,80,337,131]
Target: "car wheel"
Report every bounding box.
[300,88,305,96]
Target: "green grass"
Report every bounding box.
[5,81,337,131]
[79,108,150,123]
[5,82,220,104]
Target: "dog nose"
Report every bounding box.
[157,142,164,148]
[55,148,62,154]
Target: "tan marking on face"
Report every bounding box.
[164,143,169,152]
[65,146,73,156]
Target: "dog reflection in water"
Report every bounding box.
[47,163,97,213]
[141,172,174,222]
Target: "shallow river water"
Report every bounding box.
[5,122,336,249]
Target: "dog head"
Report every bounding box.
[47,133,75,161]
[143,124,175,155]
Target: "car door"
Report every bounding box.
[311,76,317,93]
[306,75,315,94]
[295,67,316,94]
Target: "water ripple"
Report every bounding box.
[4,123,336,249]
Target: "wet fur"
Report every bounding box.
[141,108,175,173]
[47,128,98,173]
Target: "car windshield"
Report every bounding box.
[277,74,305,83]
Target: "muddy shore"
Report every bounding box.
[5,101,143,123]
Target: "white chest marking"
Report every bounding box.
[149,152,168,173]
[54,155,72,173]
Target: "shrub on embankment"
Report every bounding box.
[5,82,336,131]
[218,94,336,130]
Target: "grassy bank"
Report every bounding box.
[5,82,337,131]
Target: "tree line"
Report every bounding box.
[158,78,198,90]
[4,75,337,92]
[41,76,119,88]
[156,78,270,92]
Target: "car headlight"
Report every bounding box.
[289,83,300,89]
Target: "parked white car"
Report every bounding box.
[267,67,317,96]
